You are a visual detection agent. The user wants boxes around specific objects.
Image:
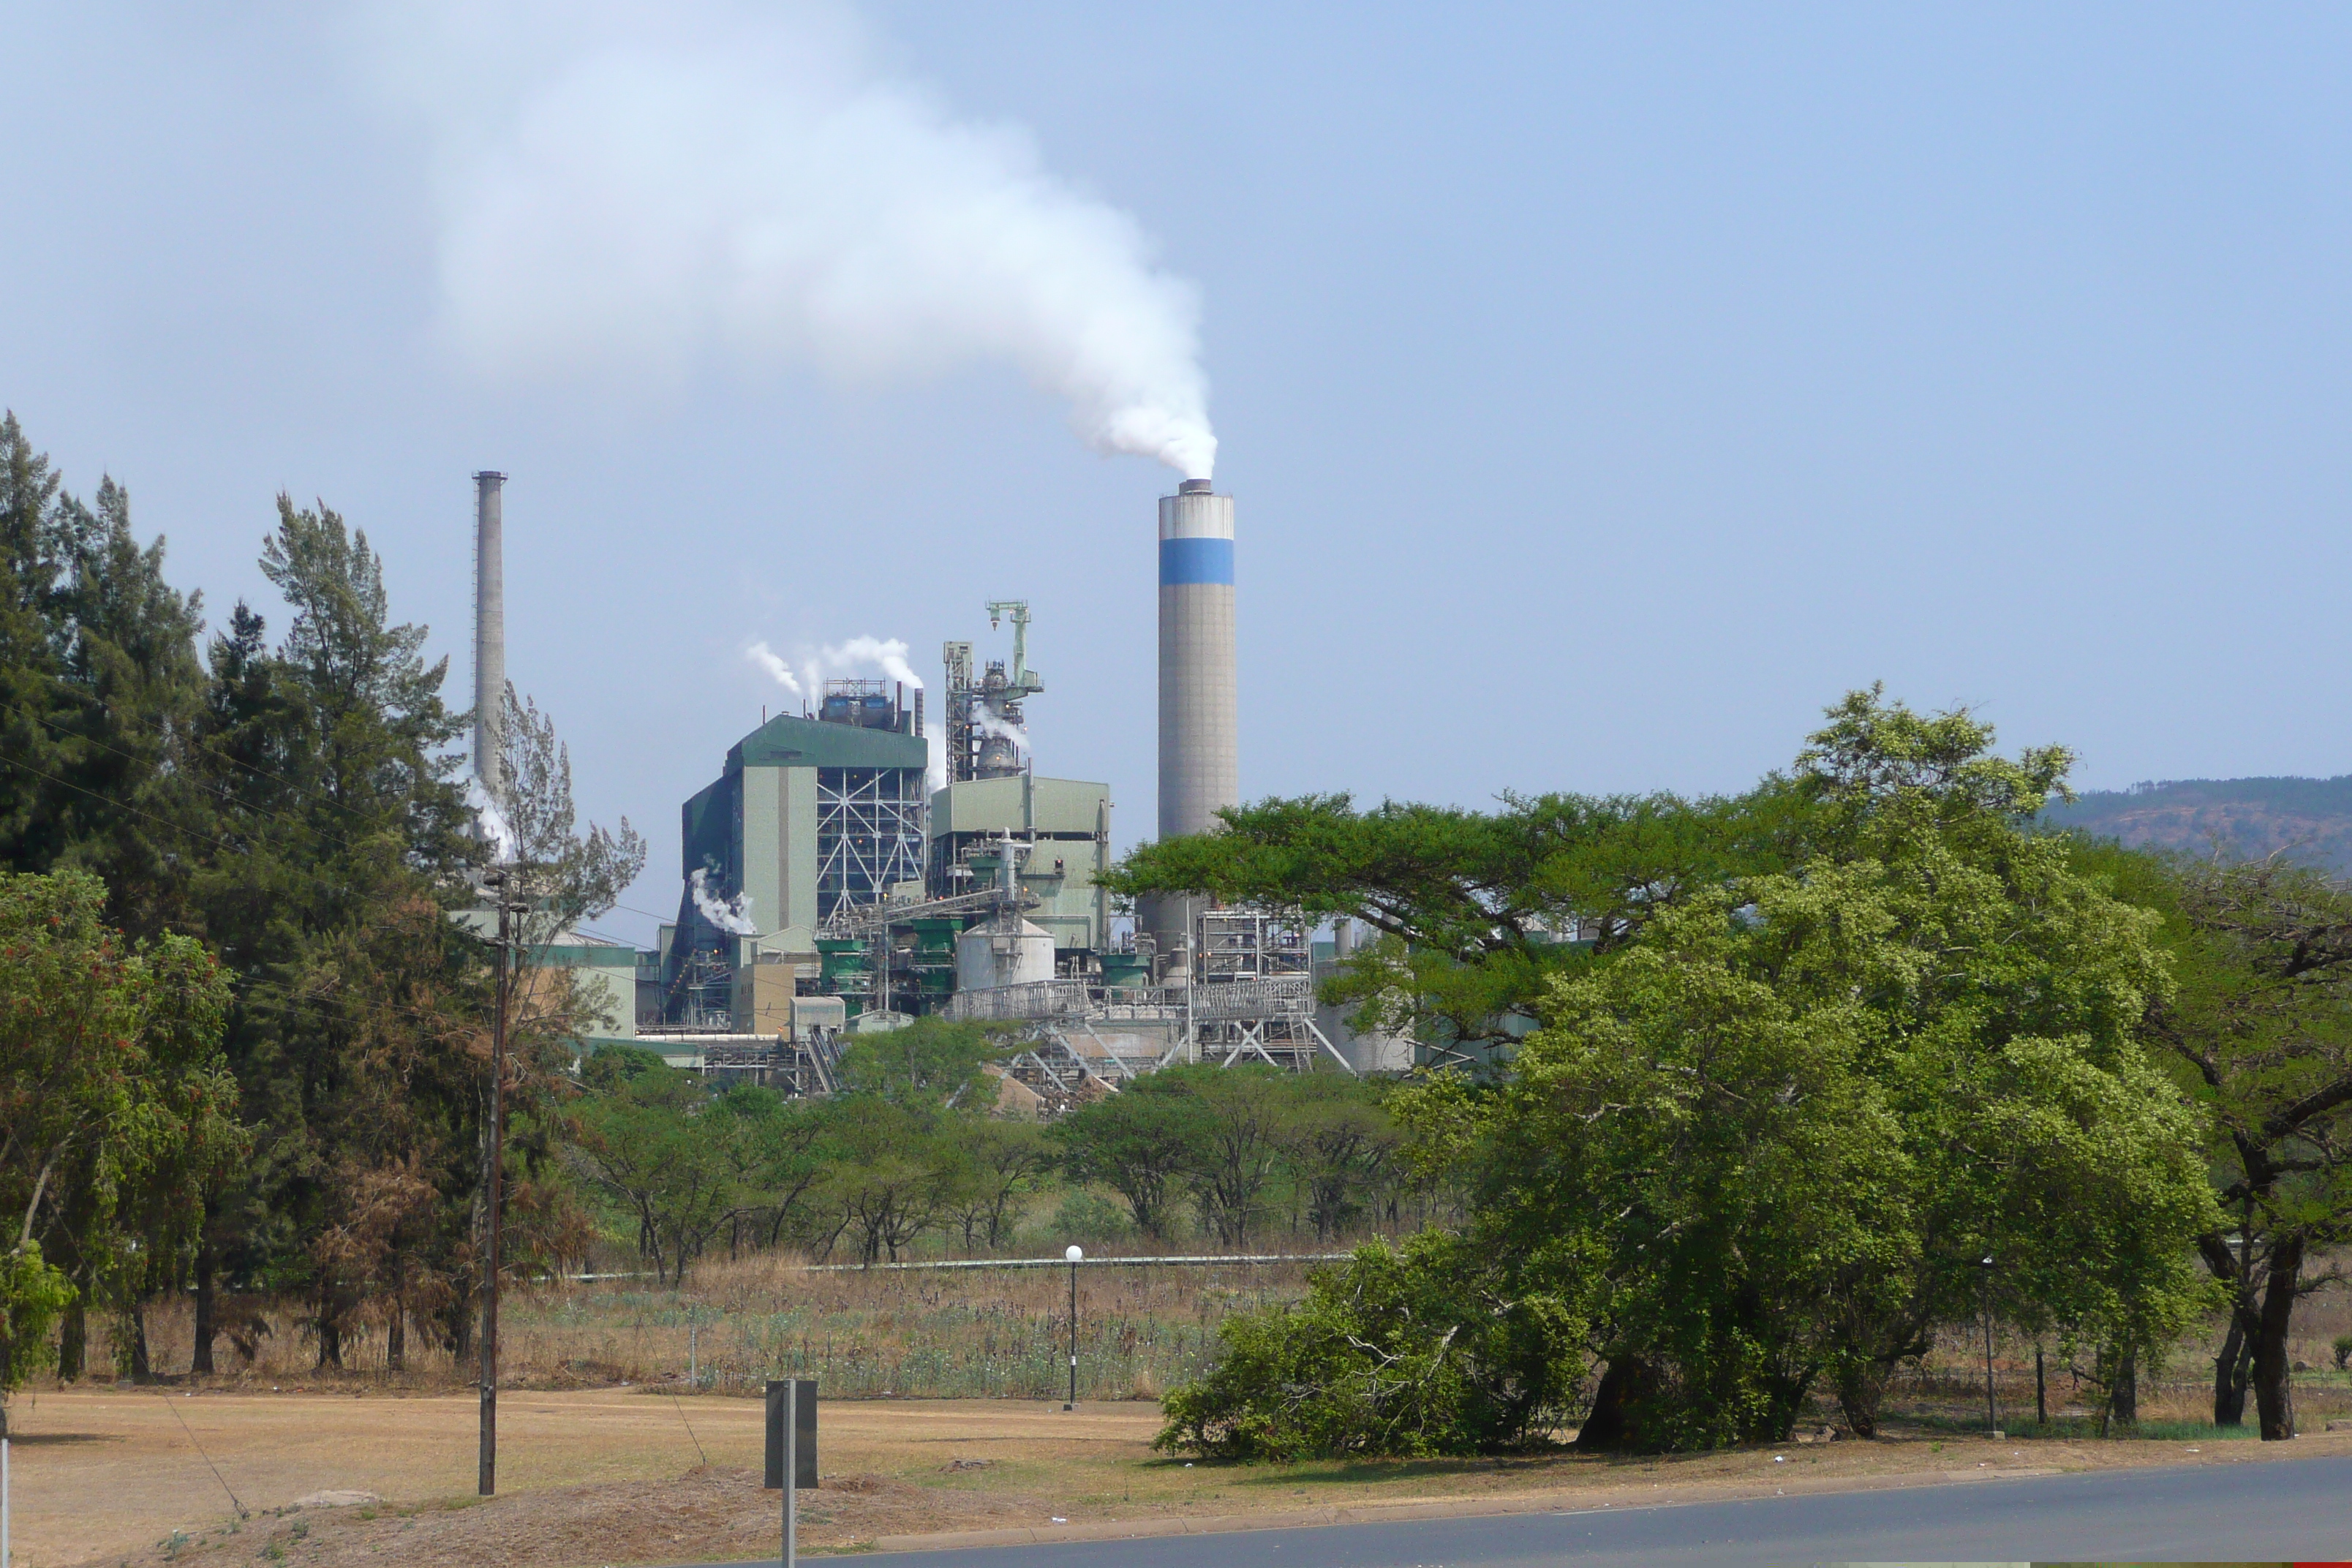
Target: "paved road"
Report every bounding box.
[704,1454,2352,1566]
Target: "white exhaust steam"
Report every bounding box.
[746,633,924,700]
[689,867,758,935]
[746,640,802,696]
[467,776,519,863]
[380,1,1217,479]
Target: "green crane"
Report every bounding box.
[985,600,1044,697]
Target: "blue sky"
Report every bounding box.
[6,3,2349,941]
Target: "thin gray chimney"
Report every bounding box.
[472,471,506,791]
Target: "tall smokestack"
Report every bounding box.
[1148,477,1236,965]
[472,471,507,791]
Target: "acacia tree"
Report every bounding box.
[1052,1080,1209,1242]
[1144,690,2217,1456]
[2101,850,2352,1439]
[1104,788,1808,1066]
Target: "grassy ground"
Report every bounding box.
[116,1252,1310,1401]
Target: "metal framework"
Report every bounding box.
[815,766,927,919]
[947,902,1359,1078]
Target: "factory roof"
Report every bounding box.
[730,711,928,771]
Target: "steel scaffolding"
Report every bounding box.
[815,766,927,919]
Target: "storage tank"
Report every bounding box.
[954,913,1055,991]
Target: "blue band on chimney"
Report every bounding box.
[1159,538,1235,586]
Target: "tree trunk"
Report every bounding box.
[1834,1360,1888,1438]
[2106,1346,2136,1427]
[1574,1356,1659,1452]
[2213,1314,2252,1426]
[2035,1344,2046,1425]
[387,1267,407,1374]
[58,1296,86,1382]
[192,1249,217,1376]
[129,1297,153,1382]
[2252,1233,2304,1441]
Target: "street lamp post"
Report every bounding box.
[1064,1245,1082,1410]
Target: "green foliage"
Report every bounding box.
[569,1062,749,1284]
[0,1241,75,1427]
[1050,1067,1396,1247]
[1107,785,1808,1063]
[2078,840,2352,1436]
[0,868,244,1406]
[834,1017,1006,1109]
[581,1042,668,1090]
[1155,1232,1587,1460]
[1051,1078,1209,1241]
[1152,688,2219,1457]
[1047,1188,1132,1247]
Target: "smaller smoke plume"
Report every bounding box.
[970,706,1032,756]
[746,640,802,696]
[690,867,758,935]
[468,777,519,862]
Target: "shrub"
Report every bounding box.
[1153,1232,1586,1460]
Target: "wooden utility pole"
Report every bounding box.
[480,876,513,1496]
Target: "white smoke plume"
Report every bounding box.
[747,633,924,701]
[970,706,1032,757]
[690,867,759,935]
[823,635,922,690]
[379,1,1217,478]
[746,640,802,696]
[467,776,519,863]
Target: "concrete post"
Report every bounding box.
[472,471,507,791]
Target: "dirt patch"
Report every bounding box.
[83,1466,1061,1567]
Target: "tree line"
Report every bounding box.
[568,1021,1405,1281]
[0,414,637,1434]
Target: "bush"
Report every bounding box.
[1153,1232,1586,1460]
[1049,1189,1133,1248]
[2332,1334,2352,1373]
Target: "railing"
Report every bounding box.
[945,973,1318,1023]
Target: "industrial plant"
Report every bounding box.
[473,475,1409,1106]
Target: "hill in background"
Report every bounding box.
[2040,776,2352,876]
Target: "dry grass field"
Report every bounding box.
[11,1256,2352,1567]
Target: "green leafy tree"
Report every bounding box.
[1107,788,1806,1066]
[1150,690,2217,1455]
[0,869,244,1427]
[813,1100,963,1264]
[1273,1074,1399,1242]
[834,1017,1005,1109]
[1052,1078,1211,1242]
[943,1116,1050,1251]
[569,1061,742,1285]
[2100,848,2352,1439]
[1169,1066,1292,1248]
